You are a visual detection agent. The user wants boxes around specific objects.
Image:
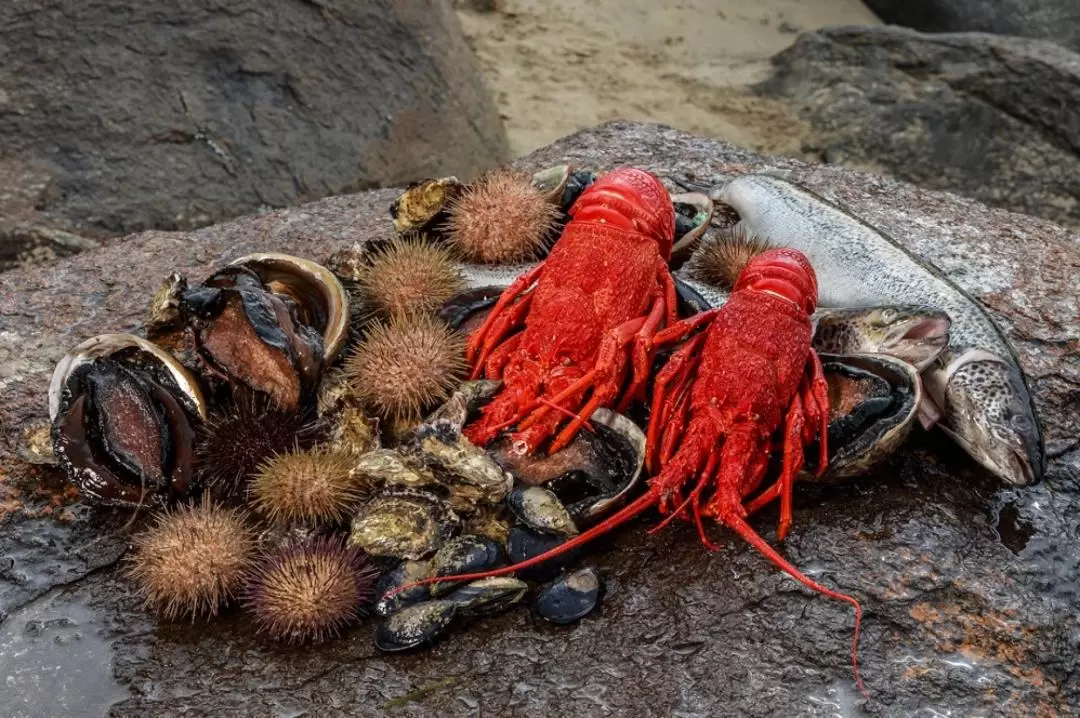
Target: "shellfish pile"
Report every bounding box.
[46,163,948,651]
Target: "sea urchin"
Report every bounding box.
[243,536,379,644]
[686,225,775,291]
[195,399,322,501]
[356,237,465,322]
[344,314,466,423]
[127,496,256,621]
[445,168,561,263]
[251,448,369,526]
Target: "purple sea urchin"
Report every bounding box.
[243,536,379,644]
[344,315,466,423]
[357,237,465,322]
[195,399,322,501]
[251,448,369,526]
[445,168,561,263]
[127,497,256,620]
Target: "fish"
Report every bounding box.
[704,173,1044,486]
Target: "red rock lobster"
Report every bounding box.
[397,247,867,691]
[462,167,679,455]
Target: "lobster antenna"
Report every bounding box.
[384,489,660,597]
[726,514,867,698]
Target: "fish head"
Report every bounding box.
[868,306,951,370]
[931,350,1044,486]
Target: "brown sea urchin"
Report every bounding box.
[195,399,322,501]
[686,225,774,291]
[251,448,369,526]
[127,497,256,620]
[344,315,466,423]
[243,536,379,644]
[445,168,561,263]
[357,237,465,322]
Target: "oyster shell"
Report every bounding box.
[390,177,464,236]
[49,333,205,506]
[347,487,459,560]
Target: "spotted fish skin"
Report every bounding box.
[715,173,1044,486]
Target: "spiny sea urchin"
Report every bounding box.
[127,496,256,620]
[195,399,322,501]
[357,237,465,322]
[243,536,379,644]
[686,225,775,291]
[251,447,370,526]
[444,168,561,263]
[344,314,466,423]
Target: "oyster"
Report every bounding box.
[390,177,464,236]
[413,420,514,508]
[49,333,206,506]
[808,352,923,481]
[174,253,348,409]
[347,487,459,560]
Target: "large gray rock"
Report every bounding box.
[759,25,1080,231]
[0,0,508,267]
[1,121,1078,716]
[863,0,1080,53]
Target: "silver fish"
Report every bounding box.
[711,173,1043,486]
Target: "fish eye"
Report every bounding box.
[1010,414,1032,431]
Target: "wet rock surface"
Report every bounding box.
[0,0,508,269]
[862,0,1080,54]
[2,121,1079,716]
[760,25,1080,231]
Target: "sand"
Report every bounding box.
[454,0,881,160]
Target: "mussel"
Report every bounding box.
[669,192,714,269]
[49,333,206,506]
[163,253,349,409]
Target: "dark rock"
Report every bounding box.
[758,25,1080,230]
[863,0,1080,54]
[0,0,508,263]
[1,121,1078,716]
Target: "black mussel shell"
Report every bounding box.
[533,566,602,624]
[561,169,598,213]
[669,193,714,270]
[374,559,435,616]
[374,600,458,652]
[506,486,578,537]
[428,535,504,596]
[445,577,528,618]
[507,527,583,583]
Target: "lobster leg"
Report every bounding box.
[616,293,668,414]
[807,349,830,474]
[483,333,523,379]
[471,293,535,380]
[650,308,720,350]
[466,263,544,365]
[645,332,705,472]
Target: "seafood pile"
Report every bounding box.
[44,160,1041,690]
